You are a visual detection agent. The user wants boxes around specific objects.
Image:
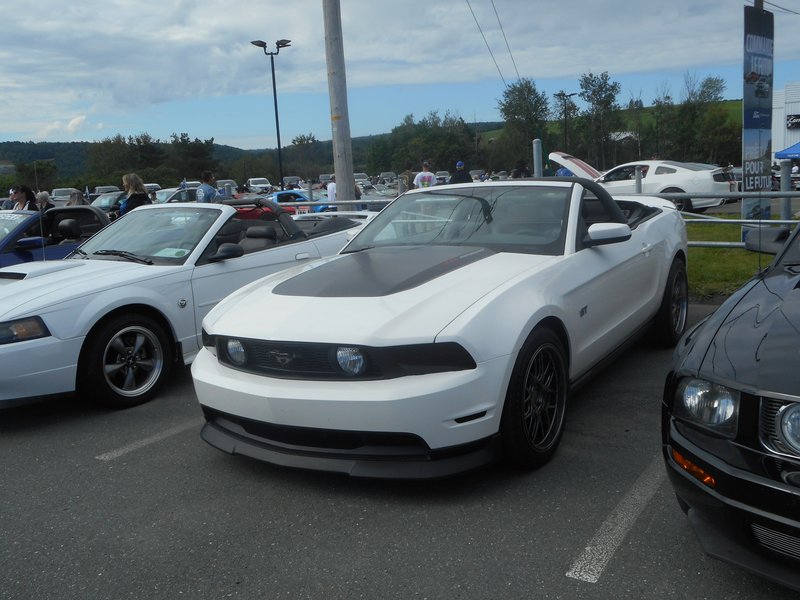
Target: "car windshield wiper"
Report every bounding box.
[92,249,153,264]
[70,248,88,258]
[341,245,375,254]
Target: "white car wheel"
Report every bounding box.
[501,328,568,470]
[653,258,688,347]
[82,315,172,408]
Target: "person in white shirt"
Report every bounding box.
[413,161,437,188]
[326,175,337,204]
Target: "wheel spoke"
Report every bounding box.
[109,336,128,356]
[132,333,147,355]
[122,366,137,390]
[104,362,126,376]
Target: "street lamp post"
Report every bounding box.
[251,38,291,190]
[555,92,577,152]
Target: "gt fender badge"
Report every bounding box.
[579,305,588,317]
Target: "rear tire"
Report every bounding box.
[501,328,568,470]
[80,314,172,408]
[653,258,688,347]
[663,187,691,212]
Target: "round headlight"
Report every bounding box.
[336,346,366,376]
[226,339,247,365]
[779,403,800,455]
[676,378,739,435]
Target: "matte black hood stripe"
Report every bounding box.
[273,246,496,297]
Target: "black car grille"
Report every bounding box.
[751,523,800,561]
[759,398,800,459]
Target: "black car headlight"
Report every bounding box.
[674,378,740,437]
[0,316,50,345]
[778,403,800,455]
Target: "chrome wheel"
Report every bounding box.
[102,325,165,397]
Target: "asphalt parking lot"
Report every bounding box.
[2,304,798,600]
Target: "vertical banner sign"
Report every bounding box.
[742,5,774,235]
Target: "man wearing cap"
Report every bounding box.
[448,160,472,184]
[412,161,438,189]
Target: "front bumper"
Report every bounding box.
[663,419,800,592]
[191,347,509,478]
[0,335,82,406]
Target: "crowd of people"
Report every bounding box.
[1,158,571,216]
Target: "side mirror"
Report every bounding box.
[584,222,632,247]
[744,226,791,255]
[16,236,47,249]
[207,242,244,262]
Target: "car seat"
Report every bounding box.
[57,218,83,244]
[239,225,278,252]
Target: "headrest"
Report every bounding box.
[244,225,277,240]
[57,218,82,239]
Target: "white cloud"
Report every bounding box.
[1,0,798,145]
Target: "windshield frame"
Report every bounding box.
[73,205,224,265]
[343,184,572,257]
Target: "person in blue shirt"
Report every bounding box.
[196,171,218,203]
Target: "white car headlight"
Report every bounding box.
[226,339,247,366]
[0,316,50,345]
[674,378,739,437]
[779,403,800,455]
[336,346,366,376]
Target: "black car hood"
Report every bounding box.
[273,245,496,297]
[693,266,800,396]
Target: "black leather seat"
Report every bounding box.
[239,225,277,252]
[57,218,82,244]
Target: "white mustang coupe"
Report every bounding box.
[0,201,361,409]
[193,179,688,478]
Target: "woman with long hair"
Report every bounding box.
[118,173,151,216]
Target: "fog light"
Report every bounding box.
[672,448,716,488]
[226,339,246,365]
[336,346,365,376]
[779,403,800,455]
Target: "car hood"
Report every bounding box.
[0,259,152,319]
[691,266,800,396]
[205,245,557,345]
[548,151,603,179]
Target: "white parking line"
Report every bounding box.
[566,453,665,583]
[94,417,205,461]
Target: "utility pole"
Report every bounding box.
[323,0,355,206]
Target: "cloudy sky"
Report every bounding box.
[1,0,798,150]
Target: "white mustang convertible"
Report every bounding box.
[193,179,688,478]
[0,201,361,409]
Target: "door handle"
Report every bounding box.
[295,252,310,260]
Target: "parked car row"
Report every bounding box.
[4,167,799,593]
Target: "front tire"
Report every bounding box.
[81,314,172,408]
[653,258,688,347]
[501,328,568,470]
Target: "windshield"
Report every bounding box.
[0,212,31,237]
[92,192,123,209]
[76,206,221,264]
[344,185,571,256]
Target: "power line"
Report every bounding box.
[465,0,508,87]
[491,0,521,81]
[760,0,800,15]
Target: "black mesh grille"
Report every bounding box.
[751,523,800,561]
[760,397,800,459]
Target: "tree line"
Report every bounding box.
[0,70,742,193]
